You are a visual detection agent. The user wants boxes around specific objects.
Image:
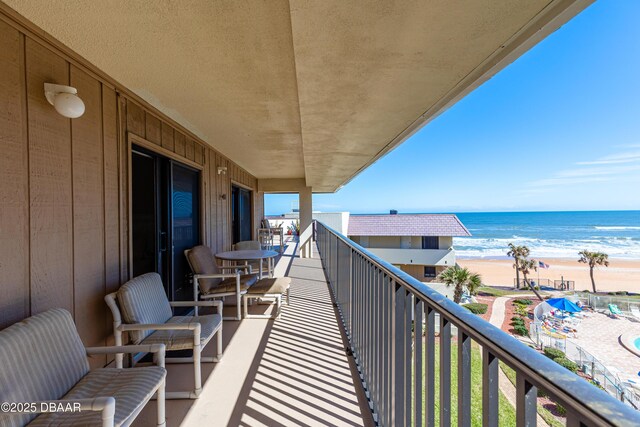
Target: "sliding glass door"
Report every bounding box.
[131,145,200,302]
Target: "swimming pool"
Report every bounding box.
[620,333,640,357]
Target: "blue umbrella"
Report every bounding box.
[546,297,582,313]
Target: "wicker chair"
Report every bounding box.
[105,272,223,400]
[185,245,258,320]
[0,308,166,426]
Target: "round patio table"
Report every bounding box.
[215,249,278,279]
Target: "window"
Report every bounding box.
[422,236,439,249]
[424,266,437,278]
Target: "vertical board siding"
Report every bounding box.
[70,65,106,367]
[26,39,74,315]
[161,121,174,151]
[126,101,145,138]
[0,22,29,329]
[102,86,119,351]
[0,18,264,367]
[145,112,161,145]
[118,96,129,284]
[185,137,195,161]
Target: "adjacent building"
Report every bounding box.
[347,212,471,282]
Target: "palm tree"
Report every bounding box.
[438,266,482,303]
[507,243,530,289]
[518,258,543,301]
[578,250,609,293]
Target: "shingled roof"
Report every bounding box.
[347,214,471,237]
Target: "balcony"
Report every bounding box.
[131,240,374,426]
[365,248,456,267]
[126,224,638,427]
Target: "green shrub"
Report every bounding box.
[616,291,628,295]
[513,299,533,306]
[556,403,566,416]
[463,303,488,314]
[513,325,528,336]
[514,305,528,317]
[554,357,578,373]
[543,347,565,360]
[510,318,525,327]
[511,315,522,321]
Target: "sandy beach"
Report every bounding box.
[457,258,640,293]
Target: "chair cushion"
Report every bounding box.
[202,274,257,295]
[247,277,291,295]
[140,314,222,350]
[117,273,172,344]
[233,240,261,251]
[28,366,166,427]
[0,309,89,427]
[187,246,223,293]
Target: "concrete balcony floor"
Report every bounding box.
[133,242,374,426]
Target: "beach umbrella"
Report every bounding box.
[546,297,582,313]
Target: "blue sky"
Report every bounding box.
[266,0,640,215]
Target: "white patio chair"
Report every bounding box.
[185,245,258,320]
[105,272,223,400]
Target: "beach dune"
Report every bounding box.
[457,258,640,293]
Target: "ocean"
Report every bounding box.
[453,211,640,260]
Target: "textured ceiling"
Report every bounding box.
[3,0,589,191]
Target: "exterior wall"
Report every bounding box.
[313,212,349,235]
[439,236,453,249]
[0,16,263,367]
[399,265,447,282]
[355,235,402,249]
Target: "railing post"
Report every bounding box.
[425,306,435,426]
[516,371,538,427]
[458,330,472,427]
[392,281,406,426]
[414,299,424,427]
[440,315,451,427]
[482,347,499,427]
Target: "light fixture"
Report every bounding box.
[217,166,227,175]
[44,83,85,118]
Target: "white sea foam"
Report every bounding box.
[454,236,640,259]
[594,226,640,230]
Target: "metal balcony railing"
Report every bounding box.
[315,221,640,427]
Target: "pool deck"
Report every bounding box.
[569,312,640,381]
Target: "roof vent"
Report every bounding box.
[390,209,398,215]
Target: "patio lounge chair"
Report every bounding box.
[105,272,222,400]
[243,277,292,319]
[0,308,166,427]
[609,304,624,317]
[185,245,258,320]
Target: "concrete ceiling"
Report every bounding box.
[3,0,591,191]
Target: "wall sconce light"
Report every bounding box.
[44,83,85,118]
[219,194,227,200]
[217,166,227,175]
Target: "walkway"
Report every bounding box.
[133,243,373,426]
[487,295,547,426]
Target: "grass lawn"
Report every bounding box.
[478,285,549,298]
[500,362,564,427]
[478,286,518,297]
[423,342,516,426]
